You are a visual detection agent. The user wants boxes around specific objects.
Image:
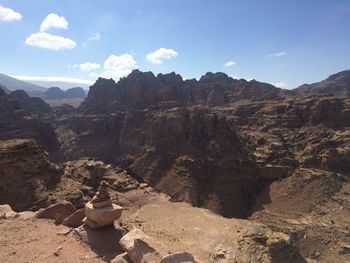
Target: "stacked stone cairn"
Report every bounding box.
[84,180,123,229]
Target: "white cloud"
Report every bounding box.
[88,32,101,41]
[267,51,287,57]
[40,13,68,32]
[0,5,22,22]
[224,61,236,67]
[82,32,101,48]
[101,54,138,80]
[73,62,100,72]
[146,47,178,65]
[274,82,289,88]
[13,75,94,85]
[25,32,76,50]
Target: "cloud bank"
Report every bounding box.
[14,75,94,85]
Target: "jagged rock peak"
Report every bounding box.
[157,72,183,85]
[327,69,350,81]
[199,72,233,83]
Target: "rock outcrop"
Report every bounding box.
[0,90,59,157]
[296,70,350,96]
[80,70,287,113]
[0,139,61,211]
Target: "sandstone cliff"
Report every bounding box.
[0,139,61,211]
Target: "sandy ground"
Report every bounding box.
[0,218,104,263]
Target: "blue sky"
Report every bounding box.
[0,0,350,89]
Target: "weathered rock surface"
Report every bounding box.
[36,201,76,224]
[80,70,287,113]
[0,139,61,211]
[62,208,85,227]
[296,70,350,96]
[111,252,132,263]
[0,90,59,156]
[119,228,169,263]
[9,89,52,117]
[1,69,350,262]
[160,252,195,263]
[85,202,123,229]
[120,198,305,263]
[0,204,17,219]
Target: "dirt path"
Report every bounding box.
[0,218,104,263]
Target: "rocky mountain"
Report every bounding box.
[65,87,86,99]
[44,86,86,99]
[0,73,46,96]
[8,90,52,117]
[1,69,350,262]
[0,89,59,158]
[54,70,349,220]
[80,70,287,113]
[295,70,350,96]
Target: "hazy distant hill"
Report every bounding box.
[0,84,9,94]
[44,87,86,99]
[295,70,350,96]
[25,80,91,90]
[0,73,46,95]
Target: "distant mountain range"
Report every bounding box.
[0,73,46,96]
[1,70,350,100]
[0,73,87,99]
[44,87,86,99]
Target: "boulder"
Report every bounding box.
[84,202,122,229]
[111,252,132,263]
[36,201,76,224]
[0,204,17,219]
[62,208,85,227]
[17,211,36,220]
[65,190,85,209]
[119,228,168,263]
[161,252,196,263]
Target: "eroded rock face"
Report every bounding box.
[296,70,350,96]
[57,70,350,218]
[80,70,286,113]
[0,139,61,211]
[57,107,258,218]
[0,90,59,157]
[9,90,52,117]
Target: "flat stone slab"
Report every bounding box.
[36,201,76,224]
[161,252,196,263]
[92,199,112,208]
